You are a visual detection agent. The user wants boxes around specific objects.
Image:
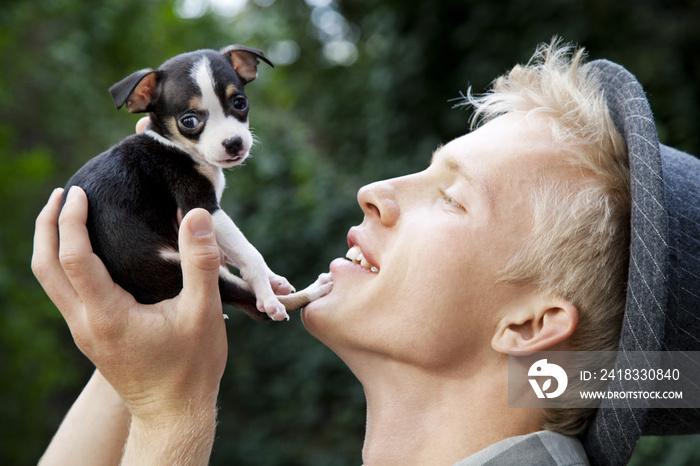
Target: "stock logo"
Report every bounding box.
[528,359,568,399]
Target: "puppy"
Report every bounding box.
[63,45,332,321]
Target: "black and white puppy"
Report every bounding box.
[63,45,332,321]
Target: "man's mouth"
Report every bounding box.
[345,245,379,273]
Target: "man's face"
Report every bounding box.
[302,112,562,374]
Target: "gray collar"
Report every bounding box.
[453,431,588,466]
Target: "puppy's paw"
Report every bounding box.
[308,272,334,300]
[268,270,295,296]
[257,296,289,321]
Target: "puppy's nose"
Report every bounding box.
[223,137,243,155]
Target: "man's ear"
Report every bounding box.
[109,69,159,113]
[491,297,578,354]
[221,45,274,85]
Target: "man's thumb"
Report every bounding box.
[178,209,222,300]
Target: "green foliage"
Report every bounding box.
[628,435,700,466]
[1,0,699,464]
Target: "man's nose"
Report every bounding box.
[357,180,400,227]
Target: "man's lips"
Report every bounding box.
[342,227,380,273]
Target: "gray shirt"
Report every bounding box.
[453,431,589,466]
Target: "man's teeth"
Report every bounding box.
[345,245,379,273]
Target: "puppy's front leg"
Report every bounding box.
[211,210,289,321]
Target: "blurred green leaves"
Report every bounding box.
[1,0,699,464]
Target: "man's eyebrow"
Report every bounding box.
[430,148,494,207]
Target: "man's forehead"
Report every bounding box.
[438,114,561,170]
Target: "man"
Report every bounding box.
[33,41,700,465]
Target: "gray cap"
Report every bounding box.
[582,59,700,465]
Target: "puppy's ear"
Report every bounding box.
[109,69,159,113]
[221,45,274,85]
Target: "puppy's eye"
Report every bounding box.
[180,115,200,129]
[233,96,248,111]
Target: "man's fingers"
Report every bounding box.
[58,187,124,314]
[32,188,83,317]
[178,209,223,318]
[135,117,150,134]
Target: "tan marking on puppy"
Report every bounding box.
[225,84,238,100]
[188,96,203,111]
[195,164,226,201]
[165,118,182,142]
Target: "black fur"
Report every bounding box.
[62,134,258,314]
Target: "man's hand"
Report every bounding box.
[32,187,227,464]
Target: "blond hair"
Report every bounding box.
[461,39,630,435]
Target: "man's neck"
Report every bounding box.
[358,361,542,466]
